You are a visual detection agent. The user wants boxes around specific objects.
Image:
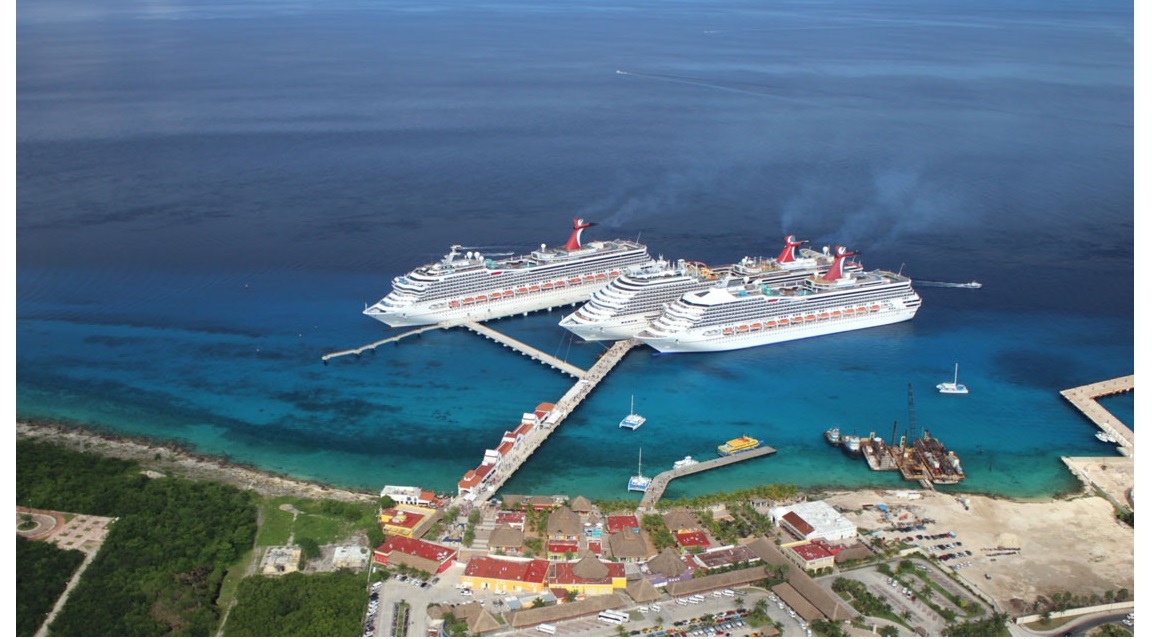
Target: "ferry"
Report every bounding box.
[937,363,969,395]
[560,236,855,341]
[637,245,921,353]
[619,395,646,430]
[364,219,650,327]
[824,427,841,445]
[673,456,699,470]
[718,435,760,456]
[628,449,652,491]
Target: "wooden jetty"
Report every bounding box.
[321,323,450,363]
[637,446,777,510]
[461,321,587,378]
[1060,375,1134,454]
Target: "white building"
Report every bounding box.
[770,500,857,542]
[380,485,434,506]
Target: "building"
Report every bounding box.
[675,530,711,550]
[605,514,640,534]
[549,556,627,596]
[461,556,550,594]
[769,501,857,542]
[691,544,759,570]
[570,495,594,513]
[457,463,497,500]
[606,529,649,563]
[644,547,692,586]
[783,539,840,572]
[380,485,436,507]
[373,536,457,575]
[488,525,525,556]
[546,506,582,541]
[546,539,580,560]
[495,510,526,529]
[379,504,439,538]
[663,508,701,534]
[333,545,370,570]
[260,546,301,575]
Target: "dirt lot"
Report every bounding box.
[824,488,1134,617]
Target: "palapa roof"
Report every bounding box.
[546,506,582,537]
[570,495,593,512]
[647,547,690,577]
[440,602,504,636]
[507,594,628,628]
[664,565,768,597]
[487,525,524,549]
[662,507,700,532]
[624,577,663,603]
[607,529,649,560]
[571,554,610,580]
[772,582,825,622]
[786,565,851,621]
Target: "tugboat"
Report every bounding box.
[841,434,862,458]
[824,427,841,446]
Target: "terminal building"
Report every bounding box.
[769,500,857,542]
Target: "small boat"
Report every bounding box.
[1096,431,1118,443]
[673,456,699,470]
[619,395,646,430]
[628,449,651,491]
[841,435,862,458]
[824,427,841,445]
[937,363,969,394]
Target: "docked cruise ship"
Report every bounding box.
[636,246,921,353]
[364,219,650,327]
[559,236,850,341]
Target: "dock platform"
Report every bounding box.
[638,446,777,510]
[321,323,450,363]
[1060,375,1134,454]
[461,321,587,378]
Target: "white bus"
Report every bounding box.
[598,610,628,625]
[536,623,557,635]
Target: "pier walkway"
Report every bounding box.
[321,323,450,363]
[638,446,777,510]
[461,322,587,378]
[452,339,642,508]
[1060,375,1134,454]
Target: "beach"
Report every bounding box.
[17,420,1133,618]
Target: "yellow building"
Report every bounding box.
[379,504,439,538]
[461,556,551,594]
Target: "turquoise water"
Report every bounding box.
[17,0,1133,500]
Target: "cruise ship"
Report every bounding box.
[559,236,851,341]
[637,246,921,353]
[364,219,651,327]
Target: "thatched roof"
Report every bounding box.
[772,582,825,622]
[624,577,663,603]
[488,525,524,550]
[607,529,649,560]
[647,547,690,577]
[571,554,609,580]
[507,594,628,628]
[664,566,768,597]
[662,507,700,532]
[570,495,594,512]
[546,506,582,537]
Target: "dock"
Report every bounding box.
[451,338,641,508]
[1060,375,1134,454]
[321,323,450,363]
[461,321,587,378]
[637,446,777,510]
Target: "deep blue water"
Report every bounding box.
[17,0,1134,499]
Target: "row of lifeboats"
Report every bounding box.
[447,271,618,308]
[721,304,883,336]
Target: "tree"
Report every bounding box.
[379,495,396,510]
[564,590,577,603]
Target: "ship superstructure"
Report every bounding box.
[559,236,848,341]
[637,245,921,353]
[364,219,650,327]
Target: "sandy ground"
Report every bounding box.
[823,488,1134,617]
[17,420,1134,618]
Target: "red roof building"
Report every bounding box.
[780,511,816,539]
[495,510,526,529]
[373,537,457,574]
[606,515,640,534]
[785,539,841,571]
[675,531,711,550]
[462,556,551,593]
[547,540,580,559]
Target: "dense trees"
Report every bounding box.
[16,535,86,636]
[224,571,365,636]
[17,440,257,636]
[942,613,1010,636]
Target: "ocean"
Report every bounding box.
[17,0,1134,500]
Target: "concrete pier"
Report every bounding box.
[321,323,450,363]
[1060,375,1134,454]
[638,446,777,510]
[461,321,587,378]
[452,339,641,508]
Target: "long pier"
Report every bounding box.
[1060,375,1135,454]
[321,323,450,363]
[451,338,642,508]
[461,322,587,378]
[638,446,778,510]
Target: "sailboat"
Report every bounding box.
[937,363,969,394]
[619,394,646,430]
[627,448,651,491]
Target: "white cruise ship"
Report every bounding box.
[636,246,921,353]
[364,219,650,327]
[559,236,849,341]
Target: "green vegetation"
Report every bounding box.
[810,618,846,636]
[641,513,677,551]
[656,484,797,509]
[16,535,86,636]
[942,613,1011,637]
[442,611,469,636]
[1091,623,1133,637]
[831,578,906,628]
[256,496,377,547]
[224,571,366,636]
[17,440,257,636]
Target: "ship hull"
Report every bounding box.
[365,282,607,328]
[559,312,656,341]
[640,305,918,353]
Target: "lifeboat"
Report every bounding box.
[793,317,804,324]
[778,319,789,325]
[583,276,595,282]
[554,281,566,287]
[723,328,735,335]
[490,292,501,299]
[766,321,777,327]
[857,307,867,313]
[818,313,829,320]
[570,278,582,285]
[751,323,762,330]
[518,287,528,294]
[449,301,461,308]
[504,290,513,297]
[476,295,487,302]
[845,309,855,315]
[542,283,553,289]
[595,273,607,280]
[529,285,540,291]
[464,298,475,304]
[805,315,816,322]
[737,325,749,333]
[870,305,880,312]
[609,271,620,277]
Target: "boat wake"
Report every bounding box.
[914,280,982,289]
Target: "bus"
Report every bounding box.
[536,623,557,635]
[598,610,629,625]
